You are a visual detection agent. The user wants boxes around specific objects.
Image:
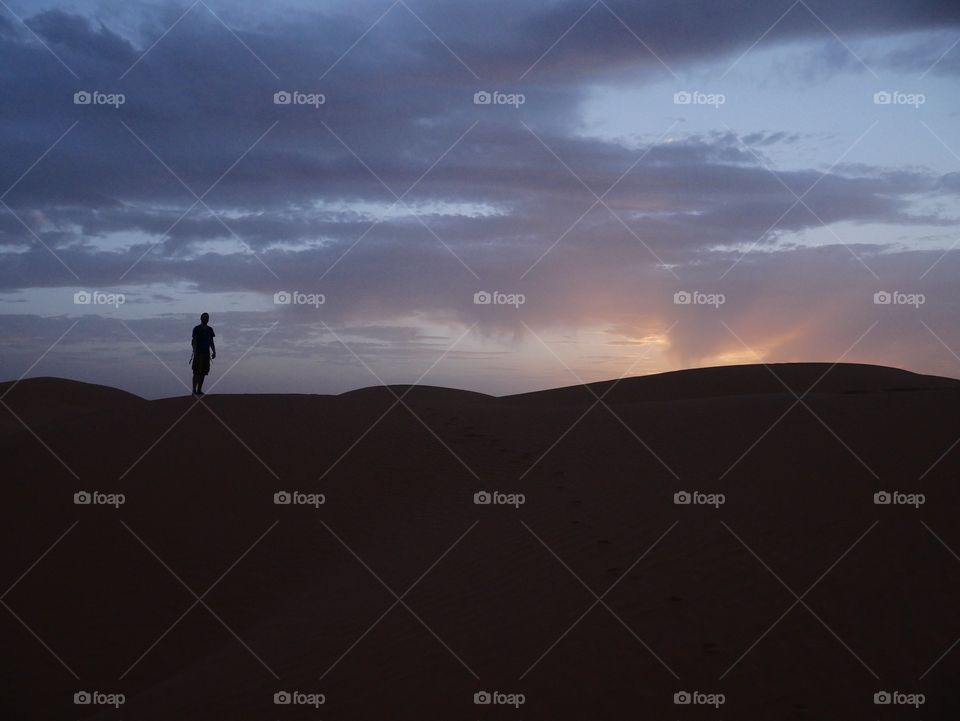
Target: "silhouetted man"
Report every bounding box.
[191,312,216,396]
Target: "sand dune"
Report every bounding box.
[0,377,145,438]
[1,363,958,719]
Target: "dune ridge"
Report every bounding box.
[1,363,958,719]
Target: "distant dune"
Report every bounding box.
[0,377,145,438]
[1,363,958,719]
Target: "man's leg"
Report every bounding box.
[196,370,205,394]
[192,373,199,394]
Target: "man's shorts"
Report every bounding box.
[192,352,211,376]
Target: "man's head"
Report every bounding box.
[200,312,209,324]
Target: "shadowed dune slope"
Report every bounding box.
[1,363,959,720]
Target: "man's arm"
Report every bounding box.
[210,337,216,359]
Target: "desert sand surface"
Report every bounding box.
[1,363,959,719]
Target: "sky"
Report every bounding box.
[0,0,959,398]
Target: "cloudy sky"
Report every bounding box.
[1,0,959,398]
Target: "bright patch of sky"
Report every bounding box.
[312,198,507,221]
[577,35,960,174]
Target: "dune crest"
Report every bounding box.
[1,363,958,719]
